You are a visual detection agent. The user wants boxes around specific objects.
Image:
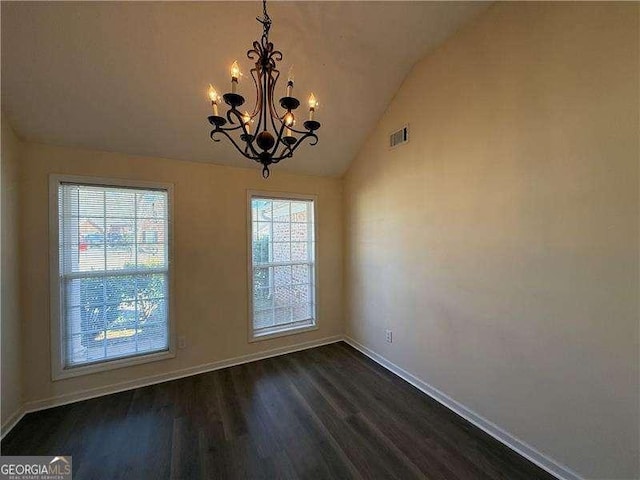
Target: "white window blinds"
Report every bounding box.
[58,183,170,368]
[250,196,316,338]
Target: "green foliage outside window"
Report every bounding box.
[78,262,165,347]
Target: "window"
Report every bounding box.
[249,193,317,340]
[51,176,173,379]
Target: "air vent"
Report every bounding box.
[389,125,409,149]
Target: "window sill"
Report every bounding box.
[52,349,175,381]
[249,322,318,343]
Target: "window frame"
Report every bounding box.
[49,174,176,381]
[247,190,319,342]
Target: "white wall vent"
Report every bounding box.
[389,124,409,149]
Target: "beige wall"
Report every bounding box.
[1,114,22,430]
[344,3,639,479]
[19,142,343,405]
[4,3,639,477]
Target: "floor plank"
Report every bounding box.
[1,342,557,479]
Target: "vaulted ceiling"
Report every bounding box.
[1,1,488,176]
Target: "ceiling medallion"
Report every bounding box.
[206,0,321,178]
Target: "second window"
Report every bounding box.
[250,194,316,339]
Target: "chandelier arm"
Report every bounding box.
[281,107,320,135]
[272,145,294,163]
[286,124,315,135]
[271,132,318,162]
[211,122,244,134]
[253,86,265,139]
[268,119,289,158]
[226,108,261,158]
[244,136,260,158]
[209,130,222,143]
[220,110,249,134]
[215,127,245,137]
[227,107,248,131]
[210,129,254,160]
[268,76,283,136]
[225,107,238,125]
[267,69,284,129]
[262,65,269,129]
[249,67,262,119]
[290,132,319,151]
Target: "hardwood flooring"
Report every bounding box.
[1,342,557,479]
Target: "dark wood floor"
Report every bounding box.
[2,342,556,479]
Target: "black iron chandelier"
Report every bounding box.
[206,0,321,178]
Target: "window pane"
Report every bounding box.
[272,201,290,222]
[254,309,274,330]
[138,219,164,244]
[78,188,105,217]
[141,298,167,325]
[274,265,291,287]
[290,201,310,222]
[137,244,166,268]
[106,249,136,270]
[273,242,290,262]
[253,287,272,312]
[292,284,311,305]
[291,242,308,262]
[253,228,270,265]
[292,303,312,322]
[137,324,168,352]
[79,217,105,244]
[274,286,292,307]
[253,265,271,288]
[64,272,170,366]
[273,222,290,242]
[252,198,272,222]
[292,264,311,284]
[105,325,138,358]
[274,307,291,325]
[106,190,135,218]
[136,274,167,299]
[136,191,167,218]
[290,223,309,242]
[250,196,316,337]
[59,183,170,369]
[105,218,135,246]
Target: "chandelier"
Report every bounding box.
[206,0,321,178]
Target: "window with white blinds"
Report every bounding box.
[55,181,171,373]
[250,194,316,339]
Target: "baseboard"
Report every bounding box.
[1,406,25,440]
[8,335,342,433]
[343,336,584,480]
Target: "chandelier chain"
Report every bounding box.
[257,0,272,40]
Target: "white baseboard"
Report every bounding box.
[3,335,342,438]
[1,406,25,440]
[343,336,583,480]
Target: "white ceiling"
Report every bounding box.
[1,1,488,177]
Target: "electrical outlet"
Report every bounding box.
[178,336,187,349]
[385,329,393,343]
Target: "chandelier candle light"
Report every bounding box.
[206,0,321,178]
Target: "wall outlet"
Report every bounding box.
[178,336,187,349]
[385,329,393,343]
